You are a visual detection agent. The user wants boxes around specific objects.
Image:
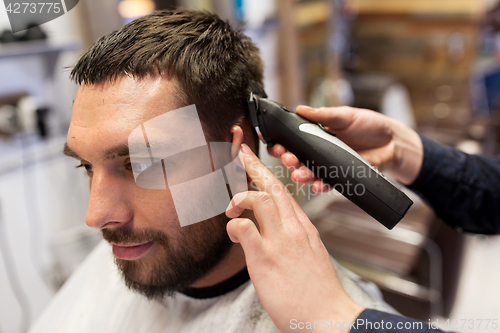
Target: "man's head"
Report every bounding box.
[71,9,264,143]
[65,9,264,299]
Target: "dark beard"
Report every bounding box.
[102,213,233,300]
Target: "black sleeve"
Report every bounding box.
[350,309,449,333]
[407,134,500,235]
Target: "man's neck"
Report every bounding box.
[188,210,255,288]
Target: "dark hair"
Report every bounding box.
[71,9,264,143]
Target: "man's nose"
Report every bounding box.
[85,171,133,230]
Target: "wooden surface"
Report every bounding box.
[350,16,480,124]
[347,0,485,18]
[278,0,305,107]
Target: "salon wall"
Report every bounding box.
[0,2,99,333]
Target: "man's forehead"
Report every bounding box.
[67,76,194,164]
[71,76,183,126]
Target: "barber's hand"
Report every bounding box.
[269,106,423,191]
[226,144,364,333]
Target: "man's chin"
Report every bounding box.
[114,255,182,300]
[113,238,233,300]
[121,268,177,300]
[107,214,234,300]
[115,257,153,285]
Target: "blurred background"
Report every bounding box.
[0,0,499,332]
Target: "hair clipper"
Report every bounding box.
[247,92,413,229]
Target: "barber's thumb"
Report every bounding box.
[296,105,351,128]
[296,105,331,123]
[296,105,317,115]
[226,218,261,251]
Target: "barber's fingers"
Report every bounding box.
[267,144,286,158]
[291,167,316,183]
[268,144,325,184]
[312,180,331,193]
[268,144,334,194]
[269,147,320,185]
[268,145,302,170]
[282,153,301,170]
[296,105,357,130]
[226,218,262,254]
[226,191,281,236]
[280,184,322,242]
[238,144,298,224]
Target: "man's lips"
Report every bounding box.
[112,241,155,260]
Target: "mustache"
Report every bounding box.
[102,227,168,245]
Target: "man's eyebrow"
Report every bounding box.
[102,144,130,160]
[63,143,130,161]
[63,142,80,159]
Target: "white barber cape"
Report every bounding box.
[30,241,396,333]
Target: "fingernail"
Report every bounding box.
[300,105,316,112]
[240,143,252,155]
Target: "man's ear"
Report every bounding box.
[231,125,244,159]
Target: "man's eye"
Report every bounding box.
[130,162,152,173]
[76,163,94,174]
